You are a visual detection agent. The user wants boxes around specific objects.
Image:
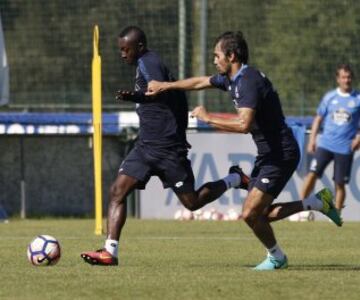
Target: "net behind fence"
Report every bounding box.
[1,0,360,115]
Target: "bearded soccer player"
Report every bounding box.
[80,26,249,266]
[147,31,342,270]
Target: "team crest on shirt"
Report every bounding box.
[348,100,356,108]
[331,99,338,105]
[332,108,351,125]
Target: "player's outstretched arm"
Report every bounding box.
[146,76,212,96]
[191,106,255,134]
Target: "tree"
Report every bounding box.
[257,0,360,115]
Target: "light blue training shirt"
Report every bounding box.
[317,88,360,154]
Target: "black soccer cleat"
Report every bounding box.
[229,165,250,190]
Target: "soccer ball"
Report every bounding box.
[27,235,61,266]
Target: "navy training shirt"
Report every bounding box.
[210,65,298,159]
[134,50,189,148]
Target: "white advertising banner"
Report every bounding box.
[140,132,360,221]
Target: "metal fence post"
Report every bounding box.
[178,0,186,80]
[197,0,207,106]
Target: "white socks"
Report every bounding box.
[267,243,285,260]
[222,173,241,189]
[105,239,119,258]
[302,194,323,211]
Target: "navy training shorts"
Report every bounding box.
[309,147,353,184]
[248,152,300,199]
[118,143,195,193]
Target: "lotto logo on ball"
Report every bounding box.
[27,235,61,266]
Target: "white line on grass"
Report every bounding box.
[0,236,252,241]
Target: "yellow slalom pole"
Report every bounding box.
[92,25,103,235]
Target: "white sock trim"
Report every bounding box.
[222,173,241,189]
[105,239,119,258]
[267,243,285,260]
[302,194,323,211]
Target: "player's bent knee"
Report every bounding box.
[180,198,198,211]
[177,193,198,211]
[182,201,198,211]
[109,183,127,204]
[242,209,258,227]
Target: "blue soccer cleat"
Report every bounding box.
[316,188,343,227]
[254,255,288,271]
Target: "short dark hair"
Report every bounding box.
[214,31,249,64]
[118,26,147,47]
[336,63,354,77]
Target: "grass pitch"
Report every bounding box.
[0,218,359,300]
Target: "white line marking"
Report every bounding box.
[0,236,250,241]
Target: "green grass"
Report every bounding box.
[0,219,359,300]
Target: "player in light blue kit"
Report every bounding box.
[301,64,360,215]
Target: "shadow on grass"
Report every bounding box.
[242,264,360,271]
[289,264,360,271]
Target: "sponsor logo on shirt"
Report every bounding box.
[235,86,239,98]
[332,108,351,125]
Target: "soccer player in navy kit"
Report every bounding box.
[147,31,342,270]
[300,64,360,215]
[81,27,249,266]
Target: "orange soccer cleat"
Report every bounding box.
[80,249,118,266]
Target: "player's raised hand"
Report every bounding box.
[146,80,168,96]
[116,90,136,102]
[191,106,210,123]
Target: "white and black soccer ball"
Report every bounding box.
[27,235,61,266]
